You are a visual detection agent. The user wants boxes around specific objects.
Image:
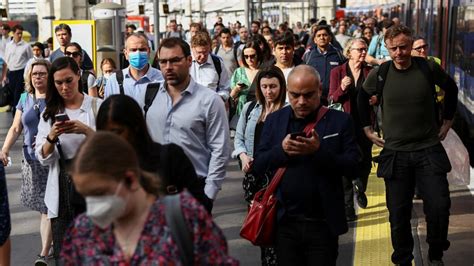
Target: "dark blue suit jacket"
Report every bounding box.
[252,106,360,236]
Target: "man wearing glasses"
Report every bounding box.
[49,23,94,72]
[149,37,230,212]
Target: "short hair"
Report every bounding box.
[214,22,225,29]
[126,24,137,30]
[46,37,53,44]
[220,28,231,36]
[169,19,177,24]
[191,31,211,47]
[381,19,394,30]
[384,24,413,43]
[11,24,24,32]
[251,20,261,28]
[54,23,71,35]
[189,22,202,30]
[312,25,331,40]
[32,42,45,58]
[125,32,149,49]
[1,24,10,31]
[273,33,294,48]
[261,26,273,34]
[100,57,117,70]
[159,37,191,57]
[413,35,426,42]
[343,38,367,58]
[25,59,51,94]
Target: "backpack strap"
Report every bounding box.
[115,70,125,95]
[213,44,220,55]
[144,82,161,118]
[245,100,257,122]
[233,43,240,65]
[81,71,90,94]
[163,194,194,266]
[375,60,392,108]
[91,97,98,119]
[412,57,439,125]
[210,54,222,90]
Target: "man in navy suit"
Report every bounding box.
[252,65,360,265]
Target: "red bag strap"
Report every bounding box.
[262,106,329,200]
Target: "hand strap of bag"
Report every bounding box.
[262,106,329,201]
[163,194,194,266]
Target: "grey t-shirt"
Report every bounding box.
[363,62,439,151]
[215,46,239,76]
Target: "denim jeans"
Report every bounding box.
[382,144,451,264]
[276,216,339,266]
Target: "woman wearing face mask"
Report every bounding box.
[35,56,102,260]
[95,94,208,209]
[0,60,53,265]
[94,58,116,98]
[233,66,286,266]
[60,132,238,265]
[64,42,97,97]
[329,38,373,221]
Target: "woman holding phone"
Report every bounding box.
[35,56,102,260]
[233,66,286,266]
[230,41,264,117]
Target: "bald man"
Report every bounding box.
[252,65,360,265]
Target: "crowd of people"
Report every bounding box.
[0,12,459,266]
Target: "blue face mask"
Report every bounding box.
[128,51,148,70]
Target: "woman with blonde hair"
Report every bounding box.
[329,38,373,221]
[0,59,53,265]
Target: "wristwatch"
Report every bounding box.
[46,135,58,144]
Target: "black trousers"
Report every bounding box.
[7,69,25,115]
[276,217,339,266]
[383,144,451,264]
[343,128,373,207]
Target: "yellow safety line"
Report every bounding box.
[353,147,393,266]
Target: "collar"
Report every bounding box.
[12,39,24,45]
[77,94,93,112]
[192,55,212,66]
[161,77,197,95]
[125,64,153,81]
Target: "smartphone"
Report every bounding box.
[55,113,70,122]
[237,82,248,89]
[290,132,306,140]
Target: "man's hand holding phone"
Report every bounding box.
[283,129,320,156]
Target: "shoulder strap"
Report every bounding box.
[144,82,161,118]
[163,194,194,266]
[413,57,439,125]
[336,49,345,63]
[214,44,220,54]
[115,70,125,95]
[233,43,239,64]
[375,60,392,107]
[91,97,98,119]
[245,100,257,121]
[210,54,222,88]
[81,71,90,94]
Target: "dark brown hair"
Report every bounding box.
[73,131,161,195]
[241,40,263,69]
[42,56,81,122]
[384,24,413,42]
[255,66,287,122]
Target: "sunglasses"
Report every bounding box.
[413,44,428,52]
[65,51,81,58]
[244,54,257,59]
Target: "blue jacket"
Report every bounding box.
[252,106,360,236]
[303,44,347,98]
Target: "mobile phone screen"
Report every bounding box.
[55,114,70,122]
[290,132,306,140]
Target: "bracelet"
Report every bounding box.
[46,135,58,144]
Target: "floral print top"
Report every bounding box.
[60,191,239,265]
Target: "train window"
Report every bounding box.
[450,5,474,75]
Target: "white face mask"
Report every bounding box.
[103,73,111,79]
[86,182,127,229]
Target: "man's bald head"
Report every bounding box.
[287,65,322,118]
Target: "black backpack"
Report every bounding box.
[210,54,223,89]
[115,70,160,119]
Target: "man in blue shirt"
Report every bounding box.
[150,37,230,212]
[104,32,163,110]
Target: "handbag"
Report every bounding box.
[0,85,12,107]
[240,106,329,246]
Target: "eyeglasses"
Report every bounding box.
[244,54,257,59]
[158,56,186,65]
[413,44,428,52]
[351,47,367,52]
[65,51,81,58]
[32,72,48,78]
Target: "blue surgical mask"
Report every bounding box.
[129,51,148,70]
